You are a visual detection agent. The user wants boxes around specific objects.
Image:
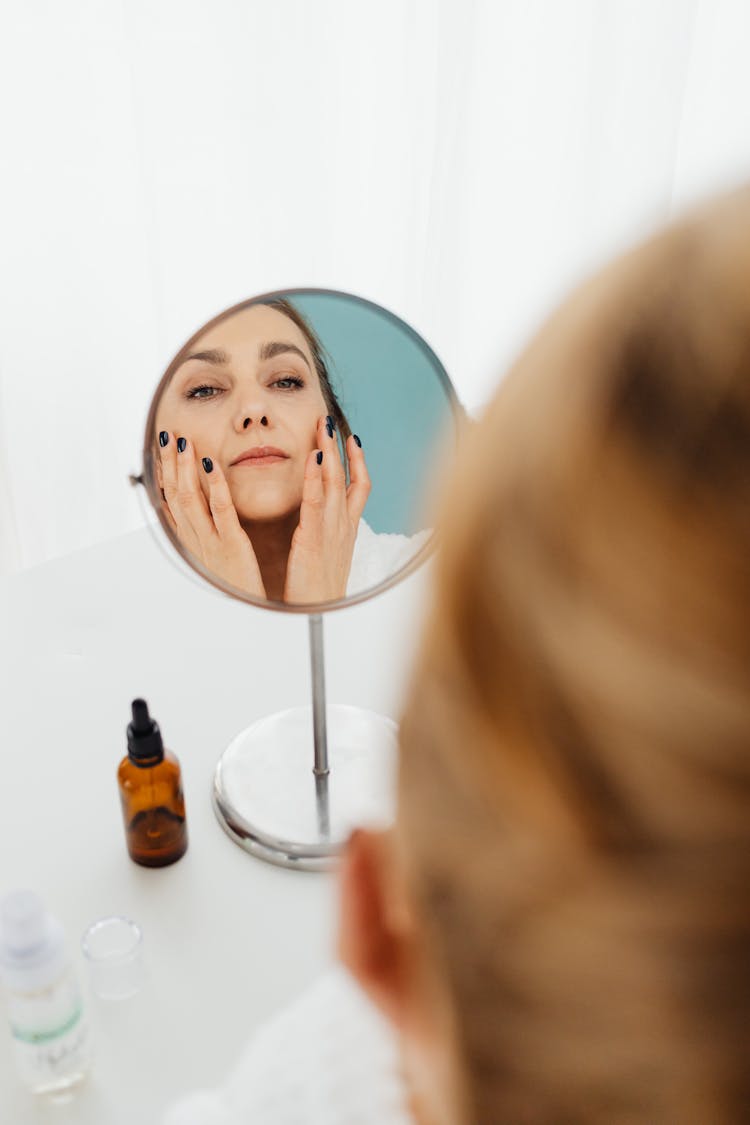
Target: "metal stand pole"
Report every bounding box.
[309,614,329,777]
[308,614,330,839]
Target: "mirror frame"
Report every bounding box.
[141,286,463,614]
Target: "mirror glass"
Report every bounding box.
[142,289,459,610]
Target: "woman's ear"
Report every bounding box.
[337,827,414,1031]
[338,830,468,1125]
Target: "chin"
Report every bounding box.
[233,490,301,525]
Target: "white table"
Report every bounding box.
[0,527,428,1123]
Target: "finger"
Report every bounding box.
[161,505,178,537]
[345,433,371,523]
[158,430,185,530]
[297,448,326,537]
[173,436,217,545]
[155,435,166,490]
[318,415,346,488]
[155,431,178,537]
[202,457,246,543]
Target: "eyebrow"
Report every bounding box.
[172,340,312,380]
[176,348,230,371]
[260,340,311,370]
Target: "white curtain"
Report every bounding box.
[2,0,750,573]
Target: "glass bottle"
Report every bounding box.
[117,699,188,868]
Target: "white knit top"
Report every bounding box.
[346,520,431,596]
[162,967,414,1125]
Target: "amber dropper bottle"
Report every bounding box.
[117,699,188,868]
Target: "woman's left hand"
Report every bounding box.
[283,417,371,604]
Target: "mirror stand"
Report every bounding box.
[212,615,398,871]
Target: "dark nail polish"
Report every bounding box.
[177,437,187,453]
[159,431,169,448]
[316,450,323,466]
[325,421,333,439]
[353,434,362,448]
[202,457,213,473]
[326,415,336,431]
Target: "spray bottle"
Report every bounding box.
[0,890,90,1095]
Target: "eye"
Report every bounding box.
[271,374,305,391]
[185,384,223,400]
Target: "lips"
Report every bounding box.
[230,446,290,467]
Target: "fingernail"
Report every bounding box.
[177,437,187,453]
[316,450,323,466]
[202,457,213,473]
[353,434,362,448]
[325,421,333,439]
[159,431,169,448]
[326,415,336,431]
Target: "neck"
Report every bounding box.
[402,1039,469,1125]
[241,512,299,602]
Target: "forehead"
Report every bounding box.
[191,303,314,364]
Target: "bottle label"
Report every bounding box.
[11,1001,82,1043]
[7,976,90,1092]
[11,1013,90,1091]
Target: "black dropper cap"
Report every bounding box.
[127,699,164,765]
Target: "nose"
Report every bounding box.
[233,389,272,433]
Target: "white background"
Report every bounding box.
[2,0,750,573]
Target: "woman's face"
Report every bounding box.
[156,304,327,523]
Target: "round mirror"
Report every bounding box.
[142,288,459,612]
[138,289,461,869]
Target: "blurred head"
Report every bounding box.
[340,188,750,1123]
[155,298,349,523]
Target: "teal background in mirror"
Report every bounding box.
[292,292,451,535]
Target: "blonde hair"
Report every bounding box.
[399,188,750,1123]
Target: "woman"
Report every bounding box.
[154,298,427,604]
[341,187,750,1123]
[167,189,750,1122]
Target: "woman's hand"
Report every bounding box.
[283,417,371,604]
[157,431,266,598]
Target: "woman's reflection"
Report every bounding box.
[155,299,376,603]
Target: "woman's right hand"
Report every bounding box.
[157,431,266,599]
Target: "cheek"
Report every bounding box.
[156,390,185,430]
[290,404,323,452]
[159,405,222,451]
[306,418,319,451]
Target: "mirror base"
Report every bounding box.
[212,704,397,872]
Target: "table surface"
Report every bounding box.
[0,527,429,1123]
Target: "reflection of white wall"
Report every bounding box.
[1,1,750,572]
